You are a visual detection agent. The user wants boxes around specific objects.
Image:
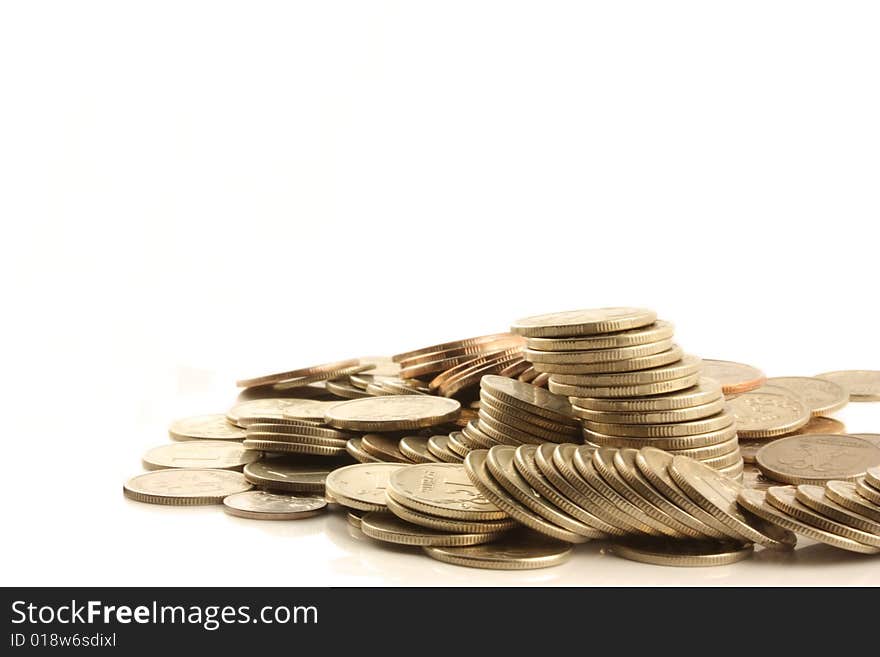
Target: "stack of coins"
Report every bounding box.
[457,375,581,452]
[459,444,795,565]
[512,308,743,479]
[392,333,531,398]
[737,483,880,555]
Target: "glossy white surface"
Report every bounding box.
[3,1,880,586]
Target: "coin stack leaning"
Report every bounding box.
[393,333,529,398]
[512,307,743,480]
[457,375,581,452]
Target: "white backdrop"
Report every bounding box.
[2,1,879,586]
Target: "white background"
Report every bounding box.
[2,1,879,586]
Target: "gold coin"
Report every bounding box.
[795,484,880,535]
[735,439,765,464]
[479,392,581,435]
[429,348,526,389]
[702,360,766,395]
[361,433,412,463]
[436,355,525,398]
[227,398,329,426]
[477,412,553,445]
[347,511,364,528]
[816,370,880,401]
[525,321,675,352]
[668,435,740,461]
[571,378,722,412]
[480,375,578,425]
[867,465,880,490]
[462,419,501,449]
[856,478,880,505]
[528,444,628,536]
[727,389,810,438]
[361,511,506,547]
[446,432,470,458]
[700,449,745,470]
[548,354,703,387]
[422,530,574,570]
[324,396,461,432]
[517,366,539,383]
[486,446,601,538]
[426,435,463,463]
[142,441,260,471]
[463,449,588,544]
[389,462,505,520]
[756,434,880,485]
[325,379,372,399]
[345,437,381,463]
[764,377,848,417]
[669,456,796,549]
[233,415,324,430]
[582,411,733,439]
[273,364,374,390]
[236,358,361,388]
[555,373,701,400]
[324,463,406,511]
[398,339,525,369]
[222,491,326,520]
[393,333,524,363]
[279,399,343,420]
[789,416,846,436]
[245,422,354,440]
[242,439,346,457]
[512,446,610,538]
[383,494,518,533]
[634,447,744,540]
[524,338,674,365]
[572,448,679,537]
[584,424,737,451]
[400,347,521,380]
[737,488,880,554]
[825,480,880,522]
[168,414,246,441]
[544,444,646,536]
[123,469,252,505]
[612,449,724,539]
[611,540,753,567]
[766,485,880,548]
[511,307,657,338]
[533,346,684,375]
[475,417,541,447]
[718,458,745,481]
[244,431,347,448]
[243,459,333,493]
[398,435,438,464]
[572,398,726,425]
[591,448,697,538]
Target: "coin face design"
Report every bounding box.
[727,390,810,437]
[325,463,406,506]
[227,398,336,425]
[816,370,880,401]
[764,377,848,416]
[142,441,260,470]
[222,491,326,519]
[168,414,246,441]
[390,464,500,515]
[756,434,880,484]
[123,469,252,504]
[324,396,461,429]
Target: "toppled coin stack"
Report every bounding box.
[512,308,744,478]
[122,307,880,569]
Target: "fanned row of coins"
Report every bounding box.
[122,307,880,569]
[511,308,745,478]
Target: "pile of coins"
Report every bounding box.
[121,307,880,570]
[512,308,744,478]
